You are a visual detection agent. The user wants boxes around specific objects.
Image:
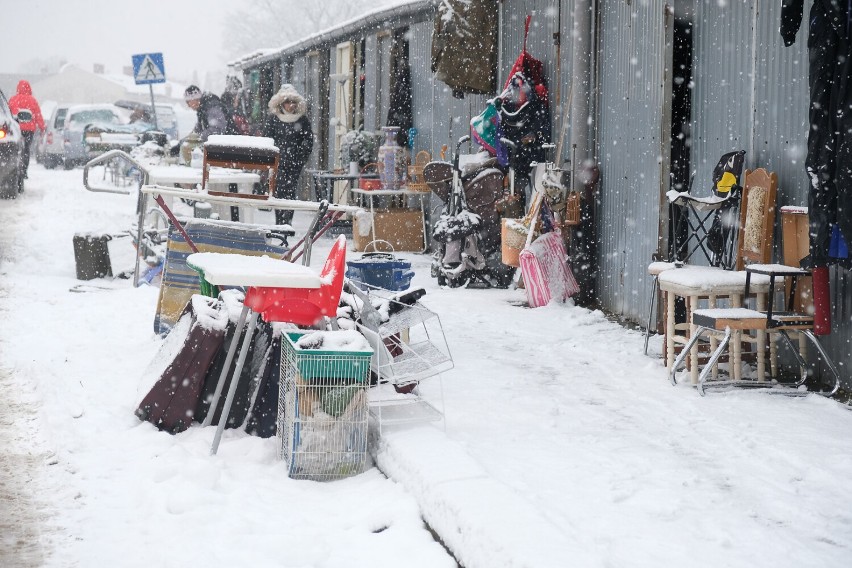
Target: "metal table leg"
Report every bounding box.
[211,309,260,455]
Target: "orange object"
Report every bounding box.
[359,162,382,191]
[244,236,347,326]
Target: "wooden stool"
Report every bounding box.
[202,135,280,198]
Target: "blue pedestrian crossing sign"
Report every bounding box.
[132,53,166,85]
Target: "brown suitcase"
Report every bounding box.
[136,296,227,434]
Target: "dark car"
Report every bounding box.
[0,86,25,199]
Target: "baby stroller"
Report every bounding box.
[424,135,516,288]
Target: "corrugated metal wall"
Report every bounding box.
[408,18,491,228]
[595,0,671,322]
[689,0,755,193]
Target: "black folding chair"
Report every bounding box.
[644,150,746,355]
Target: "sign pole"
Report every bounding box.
[148,84,159,130]
[132,52,166,132]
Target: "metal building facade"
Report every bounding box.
[594,0,672,322]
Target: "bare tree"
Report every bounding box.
[224,0,378,60]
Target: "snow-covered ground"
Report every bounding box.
[1,165,852,567]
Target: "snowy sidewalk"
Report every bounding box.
[1,166,851,567]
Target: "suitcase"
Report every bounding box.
[136,296,228,434]
[244,336,282,438]
[195,320,272,428]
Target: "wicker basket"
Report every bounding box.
[407,150,432,192]
[501,218,528,267]
[563,192,582,226]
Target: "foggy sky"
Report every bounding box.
[0,0,237,84]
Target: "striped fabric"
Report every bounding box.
[519,230,579,308]
[154,219,287,335]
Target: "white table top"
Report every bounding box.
[147,165,260,185]
[658,265,771,294]
[186,252,322,288]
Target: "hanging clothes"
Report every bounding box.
[431,0,499,97]
[781,0,852,266]
[386,30,414,148]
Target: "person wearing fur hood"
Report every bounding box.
[263,84,314,226]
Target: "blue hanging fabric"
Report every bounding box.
[828,224,849,259]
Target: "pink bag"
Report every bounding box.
[519,229,579,307]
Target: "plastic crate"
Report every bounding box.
[281,332,372,381]
[346,253,414,291]
[277,331,373,480]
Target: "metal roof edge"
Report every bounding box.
[230,0,439,71]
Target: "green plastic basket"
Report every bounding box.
[282,332,373,382]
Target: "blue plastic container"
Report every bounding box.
[346,253,414,291]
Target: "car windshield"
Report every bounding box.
[69,110,119,126]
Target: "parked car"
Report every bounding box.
[41,103,136,169]
[114,100,179,140]
[37,103,69,167]
[0,86,25,199]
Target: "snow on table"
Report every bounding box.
[186,252,322,288]
[205,134,279,152]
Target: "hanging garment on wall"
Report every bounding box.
[431,0,499,96]
[386,30,414,148]
[781,0,852,266]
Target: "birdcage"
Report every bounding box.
[277,331,373,481]
[406,150,432,192]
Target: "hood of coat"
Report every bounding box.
[16,80,32,96]
[269,84,307,123]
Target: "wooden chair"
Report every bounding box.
[735,168,777,270]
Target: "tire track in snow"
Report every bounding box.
[0,367,48,567]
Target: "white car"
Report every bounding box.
[41,103,132,169]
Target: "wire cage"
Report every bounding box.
[407,150,432,192]
[277,332,373,481]
[354,289,453,429]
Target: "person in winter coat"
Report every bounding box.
[263,85,314,226]
[183,85,237,142]
[8,80,45,178]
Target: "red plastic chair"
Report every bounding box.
[243,235,347,326]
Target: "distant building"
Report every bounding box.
[27,64,188,106]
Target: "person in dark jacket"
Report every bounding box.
[263,84,314,226]
[8,80,45,178]
[183,85,237,142]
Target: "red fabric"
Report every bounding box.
[8,80,45,133]
[812,266,831,335]
[502,15,548,103]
